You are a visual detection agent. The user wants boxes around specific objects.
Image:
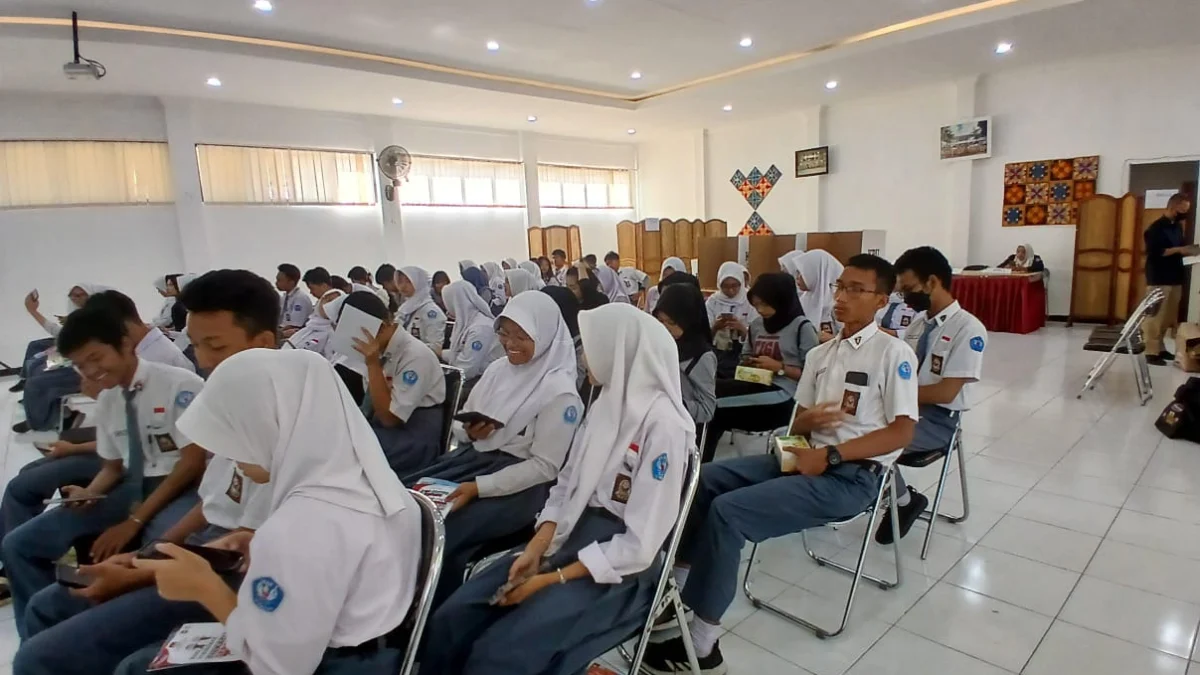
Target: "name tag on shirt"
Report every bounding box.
[611,473,632,504]
[931,354,944,375]
[153,433,179,453]
[226,472,243,504]
[900,315,911,327]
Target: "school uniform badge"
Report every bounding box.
[293,304,302,311]
[251,577,284,612]
[471,340,483,351]
[898,362,912,380]
[427,310,437,319]
[970,336,985,352]
[402,370,419,385]
[175,391,195,409]
[564,405,579,424]
[652,453,669,481]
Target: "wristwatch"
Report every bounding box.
[776,366,786,377]
[825,446,843,467]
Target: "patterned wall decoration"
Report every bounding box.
[1002,155,1099,227]
[731,165,781,235]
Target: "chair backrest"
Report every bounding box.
[395,490,446,675]
[1120,287,1166,343]
[440,365,464,452]
[442,320,455,351]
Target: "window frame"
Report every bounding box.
[399,154,526,209]
[195,142,378,207]
[536,162,635,210]
[0,139,174,209]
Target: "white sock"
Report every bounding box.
[672,566,690,590]
[896,488,912,507]
[688,617,722,659]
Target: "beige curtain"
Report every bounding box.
[537,163,632,208]
[196,145,376,205]
[0,140,173,208]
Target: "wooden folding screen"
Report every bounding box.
[615,218,728,283]
[1069,193,1142,324]
[527,225,582,262]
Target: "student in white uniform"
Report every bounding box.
[550,249,570,287]
[118,349,422,675]
[348,266,392,308]
[595,264,632,304]
[706,262,759,377]
[150,275,179,330]
[423,303,694,675]
[505,268,543,297]
[442,280,504,383]
[541,286,588,392]
[3,305,206,639]
[645,254,918,675]
[347,292,448,476]
[502,257,519,270]
[13,268,281,675]
[792,249,844,339]
[482,261,509,313]
[875,246,986,544]
[536,256,557,288]
[286,268,342,355]
[397,265,448,356]
[405,291,583,606]
[644,256,686,314]
[376,263,402,312]
[275,264,313,337]
[518,260,544,285]
[876,288,917,339]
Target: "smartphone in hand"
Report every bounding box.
[55,562,90,589]
[453,412,505,430]
[136,541,245,574]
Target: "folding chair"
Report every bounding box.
[1078,287,1162,405]
[896,419,968,560]
[742,457,903,639]
[618,426,707,675]
[439,365,465,453]
[395,490,446,675]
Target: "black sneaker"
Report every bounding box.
[7,379,24,393]
[11,421,30,434]
[875,487,930,545]
[1146,355,1167,366]
[643,636,726,675]
[1159,350,1175,361]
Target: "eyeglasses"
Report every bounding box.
[830,282,884,298]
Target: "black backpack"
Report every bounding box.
[1156,377,1200,443]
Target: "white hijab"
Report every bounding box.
[794,250,843,324]
[778,250,805,278]
[595,265,630,303]
[152,276,172,294]
[505,268,542,296]
[502,258,519,270]
[151,276,177,328]
[549,303,694,554]
[70,282,114,309]
[518,261,542,279]
[288,289,343,350]
[463,292,578,453]
[458,260,478,273]
[397,266,436,324]
[660,257,686,279]
[1016,244,1035,265]
[443,280,492,351]
[177,349,413,517]
[706,262,754,316]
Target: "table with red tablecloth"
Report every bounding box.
[952,273,1046,334]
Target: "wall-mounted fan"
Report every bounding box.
[377,145,412,202]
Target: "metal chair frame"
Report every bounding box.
[1078,287,1162,405]
[905,422,969,561]
[439,364,465,453]
[398,490,446,675]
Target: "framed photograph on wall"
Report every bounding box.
[939,116,992,161]
[795,146,830,178]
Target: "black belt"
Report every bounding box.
[328,635,386,657]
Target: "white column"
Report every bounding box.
[161,98,214,272]
[945,75,980,265]
[519,132,541,229]
[371,120,405,265]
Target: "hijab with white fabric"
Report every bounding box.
[794,250,843,325]
[177,348,413,517]
[70,283,114,310]
[462,292,578,453]
[482,262,508,306]
[1015,243,1035,266]
[458,260,478,273]
[659,257,686,280]
[287,289,344,353]
[505,268,542,296]
[546,303,694,554]
[518,260,542,280]
[502,257,519,270]
[397,266,437,325]
[151,276,178,329]
[443,280,493,351]
[705,262,757,323]
[594,265,631,303]
[778,250,805,278]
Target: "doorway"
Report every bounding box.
[1128,160,1199,323]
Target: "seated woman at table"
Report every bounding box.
[997,243,1045,272]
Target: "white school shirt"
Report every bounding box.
[451,391,581,498]
[444,319,504,382]
[537,397,689,584]
[381,328,446,421]
[196,457,271,531]
[405,303,448,354]
[136,327,196,373]
[902,301,987,412]
[551,266,568,287]
[795,322,919,466]
[95,359,205,479]
[874,294,917,340]
[279,289,314,329]
[224,496,420,675]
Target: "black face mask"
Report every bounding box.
[904,290,932,313]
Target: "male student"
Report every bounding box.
[12,269,280,675]
[349,265,392,306]
[301,266,333,300]
[2,306,207,638]
[583,253,598,270]
[874,246,986,543]
[275,263,312,337]
[376,263,402,310]
[550,249,569,286]
[604,251,621,272]
[644,254,918,675]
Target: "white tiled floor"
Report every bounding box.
[0,324,1199,675]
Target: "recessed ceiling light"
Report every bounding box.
[722,104,733,112]
[253,0,273,12]
[486,40,500,51]
[995,41,1013,54]
[630,70,642,80]
[206,77,222,87]
[527,115,538,122]
[391,97,403,106]
[739,37,753,48]
[627,128,637,135]
[825,80,838,90]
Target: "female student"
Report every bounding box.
[431,270,452,313]
[644,256,686,313]
[150,275,179,330]
[595,265,631,304]
[482,262,508,314]
[654,284,717,425]
[518,260,543,282]
[460,265,493,306]
[502,257,519,270]
[120,349,422,675]
[347,292,448,476]
[998,243,1045,272]
[443,280,504,383]
[536,256,556,287]
[285,287,344,355]
[504,268,542,297]
[701,272,819,463]
[788,249,843,339]
[707,262,759,377]
[397,266,448,355]
[421,303,694,675]
[11,283,109,394]
[541,287,587,392]
[404,292,582,605]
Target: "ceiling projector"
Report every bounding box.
[63,60,103,80]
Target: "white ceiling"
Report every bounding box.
[0,0,1197,141]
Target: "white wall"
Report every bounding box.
[540,208,635,258]
[404,207,529,277]
[638,132,706,220]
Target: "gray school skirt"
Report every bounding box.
[371,405,444,477]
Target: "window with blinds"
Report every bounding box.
[537,163,633,209]
[0,140,173,208]
[399,155,525,207]
[196,144,377,205]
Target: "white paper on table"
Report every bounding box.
[644,217,660,232]
[330,303,383,369]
